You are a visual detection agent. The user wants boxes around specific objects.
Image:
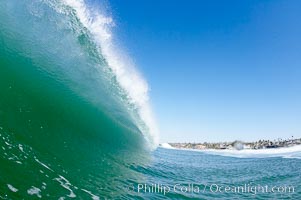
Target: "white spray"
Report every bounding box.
[56,0,159,146]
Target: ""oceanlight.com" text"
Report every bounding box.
[127,183,295,196]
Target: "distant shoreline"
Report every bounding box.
[163,137,301,150]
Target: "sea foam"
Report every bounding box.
[163,144,301,159]
[203,145,301,159]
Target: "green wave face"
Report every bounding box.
[0,0,153,198]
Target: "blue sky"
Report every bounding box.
[108,0,301,143]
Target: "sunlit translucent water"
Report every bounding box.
[0,0,153,199]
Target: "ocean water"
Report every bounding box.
[0,0,155,199]
[1,0,301,199]
[136,148,301,199]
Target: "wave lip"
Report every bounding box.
[57,0,159,146]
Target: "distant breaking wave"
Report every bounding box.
[163,145,301,159]
[202,145,301,159]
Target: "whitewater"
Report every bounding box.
[161,145,301,159]
[54,0,159,145]
[203,145,301,159]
